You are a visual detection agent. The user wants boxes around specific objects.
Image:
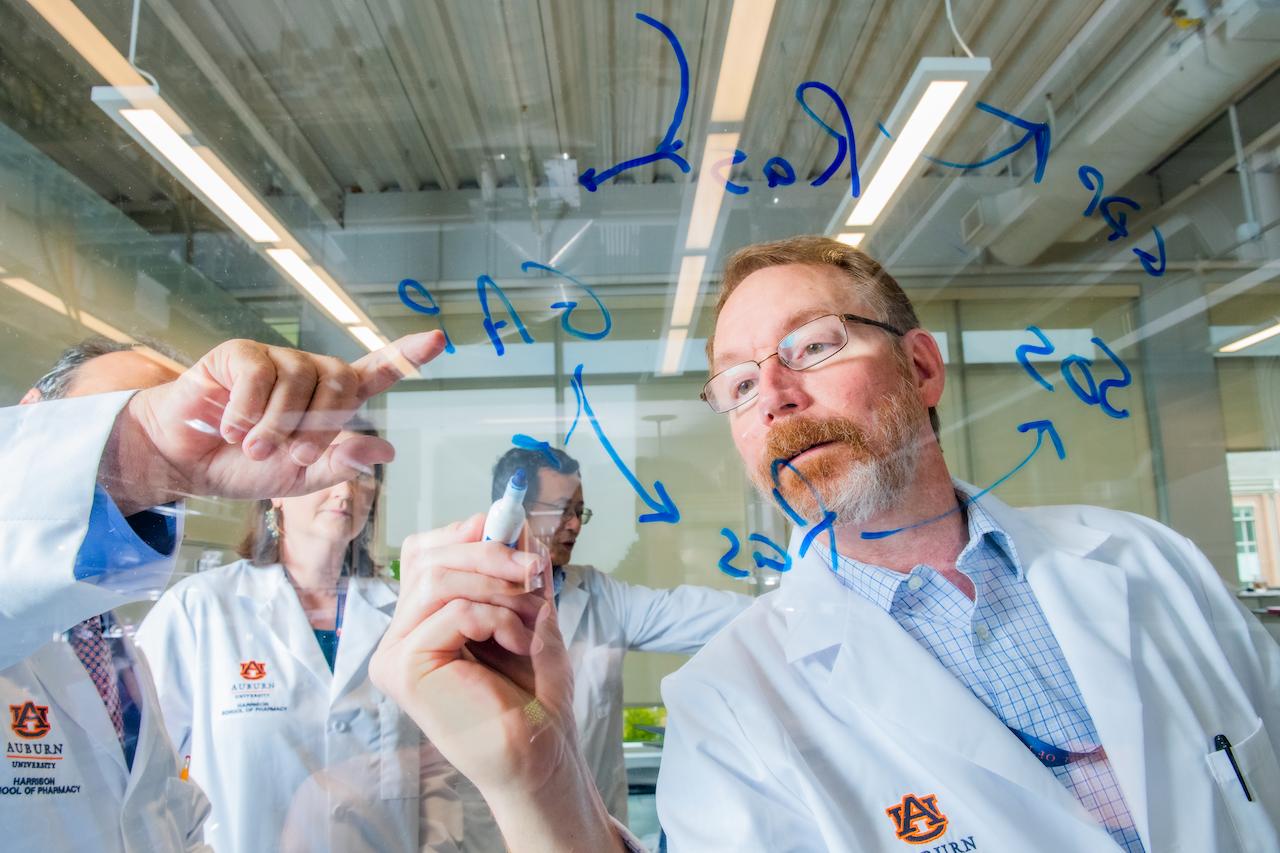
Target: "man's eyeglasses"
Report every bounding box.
[701,313,904,414]
[528,501,593,525]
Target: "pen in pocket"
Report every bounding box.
[1214,733,1253,802]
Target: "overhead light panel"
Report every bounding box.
[1219,320,1280,353]
[266,249,361,327]
[658,327,690,377]
[686,133,741,250]
[836,232,866,247]
[89,85,387,353]
[829,57,989,234]
[118,108,279,243]
[670,254,708,328]
[348,325,388,352]
[2,274,184,372]
[710,0,777,122]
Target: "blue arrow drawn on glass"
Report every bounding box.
[861,419,1066,540]
[566,363,680,524]
[578,13,691,192]
[925,102,1051,184]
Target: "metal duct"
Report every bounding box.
[986,0,1280,266]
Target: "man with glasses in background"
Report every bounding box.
[485,447,751,827]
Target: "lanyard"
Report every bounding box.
[1008,726,1101,768]
[335,582,348,638]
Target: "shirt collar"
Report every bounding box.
[825,491,1024,612]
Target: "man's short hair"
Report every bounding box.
[32,336,186,401]
[706,235,939,439]
[491,447,581,506]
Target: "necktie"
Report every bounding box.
[69,616,124,743]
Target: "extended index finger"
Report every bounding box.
[352,330,447,402]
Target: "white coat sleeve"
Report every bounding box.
[1179,533,1280,747]
[134,587,199,759]
[0,391,177,669]
[597,572,752,654]
[657,672,816,853]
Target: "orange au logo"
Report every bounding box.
[9,701,52,739]
[885,793,948,845]
[240,660,267,680]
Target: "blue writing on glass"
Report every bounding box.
[1099,196,1140,241]
[763,156,796,188]
[397,278,456,353]
[476,274,534,357]
[566,363,680,524]
[578,13,690,192]
[926,102,1051,184]
[747,533,792,572]
[511,434,562,469]
[1093,337,1132,419]
[861,419,1067,540]
[1076,165,1166,279]
[768,457,839,570]
[1016,325,1055,392]
[714,149,751,195]
[1060,355,1099,405]
[718,528,750,579]
[795,81,860,196]
[520,261,613,341]
[1078,165,1105,217]
[1134,226,1166,278]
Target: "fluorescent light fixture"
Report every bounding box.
[658,327,690,376]
[2,274,184,371]
[348,325,387,353]
[2,275,67,314]
[836,232,866,247]
[710,0,777,122]
[686,133,741,250]
[25,0,150,88]
[119,109,279,243]
[1219,320,1280,353]
[670,254,708,328]
[828,57,988,235]
[846,81,969,226]
[266,249,361,326]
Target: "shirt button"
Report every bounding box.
[906,576,923,591]
[331,720,349,733]
[975,623,991,642]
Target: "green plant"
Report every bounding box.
[622,705,666,742]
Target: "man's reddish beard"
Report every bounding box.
[752,383,925,523]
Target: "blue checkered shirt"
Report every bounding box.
[827,496,1145,853]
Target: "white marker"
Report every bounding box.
[483,468,528,548]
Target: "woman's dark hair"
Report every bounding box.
[237,416,385,577]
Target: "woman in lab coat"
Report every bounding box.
[137,425,463,853]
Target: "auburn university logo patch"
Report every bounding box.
[886,793,948,844]
[240,660,267,680]
[9,701,52,739]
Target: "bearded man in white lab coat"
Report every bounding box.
[654,236,1280,852]
[487,447,751,825]
[0,330,445,852]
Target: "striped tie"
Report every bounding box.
[68,616,124,743]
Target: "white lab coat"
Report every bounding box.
[559,565,751,822]
[135,559,464,853]
[457,565,750,851]
[0,391,210,852]
[658,495,1280,853]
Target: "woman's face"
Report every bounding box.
[273,432,379,547]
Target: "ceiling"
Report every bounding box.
[0,0,1277,332]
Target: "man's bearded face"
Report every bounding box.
[752,372,925,525]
